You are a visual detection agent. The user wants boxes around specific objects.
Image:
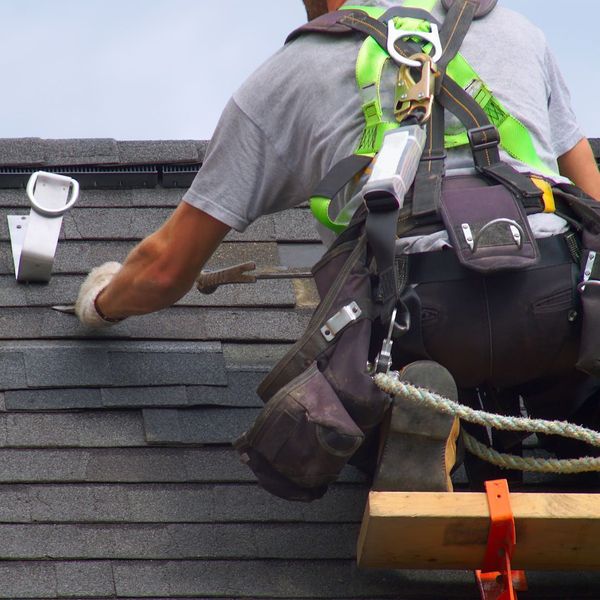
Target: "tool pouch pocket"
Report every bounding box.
[440,184,539,273]
[234,362,364,502]
[576,249,600,376]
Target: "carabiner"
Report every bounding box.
[395,53,438,124]
[375,307,398,374]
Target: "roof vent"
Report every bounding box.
[161,163,201,188]
[0,165,159,189]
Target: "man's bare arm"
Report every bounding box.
[558,137,600,200]
[95,202,230,320]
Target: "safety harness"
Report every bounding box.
[234,0,600,502]
[295,0,557,239]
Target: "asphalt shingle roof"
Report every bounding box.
[0,137,598,599]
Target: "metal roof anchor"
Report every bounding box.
[7,171,79,282]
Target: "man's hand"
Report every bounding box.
[75,262,123,327]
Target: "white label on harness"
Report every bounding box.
[362,125,427,209]
[370,129,410,183]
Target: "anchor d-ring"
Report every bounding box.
[387,21,442,68]
[8,171,80,282]
[26,171,79,217]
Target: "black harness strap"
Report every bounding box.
[411,103,446,217]
[312,154,372,200]
[285,10,359,43]
[442,0,498,18]
[410,0,478,218]
[438,78,543,201]
[436,0,478,81]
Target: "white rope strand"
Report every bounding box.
[463,431,600,473]
[374,372,600,473]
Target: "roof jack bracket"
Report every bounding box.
[7,171,79,282]
[475,479,528,600]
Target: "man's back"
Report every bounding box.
[184,0,581,240]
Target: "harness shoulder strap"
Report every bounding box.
[442,0,498,18]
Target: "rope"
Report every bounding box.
[374,372,600,473]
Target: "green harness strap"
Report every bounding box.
[311,1,556,232]
[351,2,555,174]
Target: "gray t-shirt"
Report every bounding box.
[183,0,583,238]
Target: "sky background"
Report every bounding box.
[2,0,597,141]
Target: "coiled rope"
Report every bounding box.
[374,372,600,473]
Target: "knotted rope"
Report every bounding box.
[374,372,600,473]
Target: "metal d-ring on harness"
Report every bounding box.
[462,218,526,252]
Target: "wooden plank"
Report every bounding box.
[357,490,600,571]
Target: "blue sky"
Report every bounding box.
[1,0,597,140]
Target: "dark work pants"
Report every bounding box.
[391,237,600,469]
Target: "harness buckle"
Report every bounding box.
[467,124,500,151]
[394,54,438,124]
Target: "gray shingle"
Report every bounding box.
[1,411,146,448]
[0,482,366,523]
[273,208,321,242]
[0,138,208,168]
[0,187,183,208]
[225,214,276,242]
[0,351,27,388]
[4,387,191,411]
[107,344,226,386]
[110,560,475,598]
[59,208,303,243]
[0,138,46,166]
[0,448,242,483]
[0,205,313,244]
[87,448,252,483]
[0,562,56,597]
[0,307,310,342]
[220,373,265,408]
[0,239,282,275]
[61,208,172,240]
[0,341,225,389]
[223,343,291,370]
[184,278,297,308]
[142,408,259,444]
[44,138,120,166]
[0,241,132,274]
[0,275,296,309]
[4,384,264,411]
[0,275,82,308]
[0,523,356,560]
[0,485,32,521]
[117,140,204,165]
[55,561,116,597]
[278,242,327,268]
[102,386,190,408]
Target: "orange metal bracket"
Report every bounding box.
[475,479,528,600]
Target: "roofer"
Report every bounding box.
[75,0,600,497]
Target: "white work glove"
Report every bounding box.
[75,261,123,327]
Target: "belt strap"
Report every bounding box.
[407,234,575,284]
